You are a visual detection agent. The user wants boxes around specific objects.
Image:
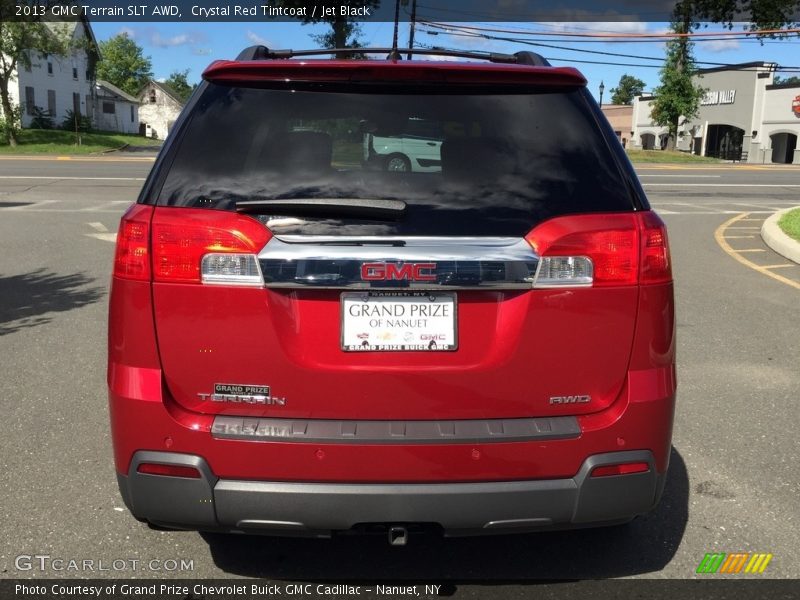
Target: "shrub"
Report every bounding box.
[61,109,92,132]
[30,106,55,129]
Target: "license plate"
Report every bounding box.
[341,292,457,351]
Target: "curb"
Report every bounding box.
[761,207,800,265]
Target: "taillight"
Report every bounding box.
[137,463,201,479]
[525,212,671,288]
[113,204,153,281]
[151,208,271,284]
[638,211,672,284]
[527,214,639,287]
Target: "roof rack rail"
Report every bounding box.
[233,47,549,65]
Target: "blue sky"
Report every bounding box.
[90,20,800,100]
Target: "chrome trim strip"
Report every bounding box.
[258,236,540,290]
[211,415,580,444]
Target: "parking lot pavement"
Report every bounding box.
[0,159,798,585]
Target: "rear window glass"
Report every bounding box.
[157,84,632,237]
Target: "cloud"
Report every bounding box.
[540,21,651,34]
[704,39,741,52]
[114,26,207,49]
[149,31,207,48]
[192,48,212,56]
[246,30,272,46]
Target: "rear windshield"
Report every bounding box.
[156,83,633,237]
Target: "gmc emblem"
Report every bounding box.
[361,262,437,281]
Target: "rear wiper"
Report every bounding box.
[236,198,406,220]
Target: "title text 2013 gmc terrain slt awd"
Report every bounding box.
[108,47,676,542]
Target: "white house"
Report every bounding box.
[4,18,100,129]
[137,80,185,140]
[94,80,139,134]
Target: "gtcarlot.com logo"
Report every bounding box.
[15,554,194,572]
[696,552,773,574]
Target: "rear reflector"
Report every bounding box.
[152,208,271,283]
[137,463,202,479]
[526,212,672,288]
[590,462,650,478]
[113,204,154,281]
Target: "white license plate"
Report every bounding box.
[341,292,457,351]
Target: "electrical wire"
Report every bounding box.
[420,25,800,71]
[420,20,800,40]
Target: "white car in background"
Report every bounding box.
[363,118,443,172]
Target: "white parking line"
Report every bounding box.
[84,232,117,242]
[639,174,721,178]
[0,176,145,181]
[643,183,800,188]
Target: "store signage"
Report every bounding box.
[701,90,736,106]
[793,95,800,117]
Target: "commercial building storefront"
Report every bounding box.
[631,62,800,164]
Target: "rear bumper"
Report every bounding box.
[118,449,665,535]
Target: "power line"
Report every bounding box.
[421,24,800,71]
[421,28,738,67]
[420,20,800,40]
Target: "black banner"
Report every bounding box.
[6,0,800,23]
[2,580,800,600]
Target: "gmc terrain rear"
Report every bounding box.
[108,47,676,538]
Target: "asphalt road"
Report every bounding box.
[0,156,798,588]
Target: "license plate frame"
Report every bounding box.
[340,291,458,352]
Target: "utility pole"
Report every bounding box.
[390,0,401,60]
[407,0,417,60]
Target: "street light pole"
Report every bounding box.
[599,81,605,107]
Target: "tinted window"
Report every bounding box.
[157,84,632,237]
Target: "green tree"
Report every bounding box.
[773,75,800,85]
[651,20,706,150]
[0,12,72,146]
[610,74,646,105]
[164,69,196,103]
[96,33,152,96]
[275,0,381,56]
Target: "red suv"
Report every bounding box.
[108,47,675,542]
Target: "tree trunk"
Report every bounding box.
[333,18,347,49]
[0,83,18,147]
[667,119,678,151]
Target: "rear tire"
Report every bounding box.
[385,153,411,172]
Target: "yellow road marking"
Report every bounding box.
[724,235,755,238]
[715,213,800,291]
